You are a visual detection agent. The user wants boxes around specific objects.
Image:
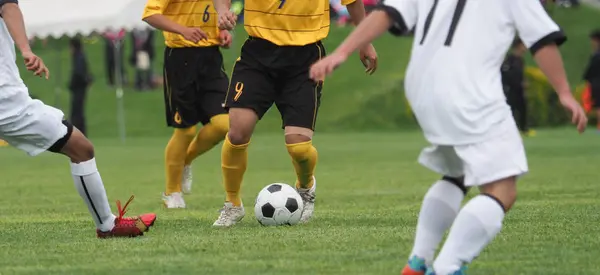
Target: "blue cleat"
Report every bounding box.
[401,256,428,275]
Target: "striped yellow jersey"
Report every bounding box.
[142,0,220,47]
[244,0,356,46]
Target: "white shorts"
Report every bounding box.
[418,119,528,187]
[0,88,67,156]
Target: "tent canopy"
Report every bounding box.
[21,0,150,39]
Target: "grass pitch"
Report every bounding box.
[0,129,598,274]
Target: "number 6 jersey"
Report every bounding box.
[143,0,220,47]
[378,0,566,145]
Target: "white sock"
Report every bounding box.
[433,195,505,274]
[409,180,465,265]
[71,158,116,232]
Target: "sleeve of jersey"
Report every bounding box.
[373,0,417,36]
[508,0,566,55]
[341,0,356,5]
[142,0,169,19]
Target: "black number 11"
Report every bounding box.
[419,0,468,46]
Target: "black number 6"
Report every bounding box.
[203,5,210,22]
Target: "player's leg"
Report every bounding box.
[182,50,231,194]
[0,92,155,238]
[277,42,326,223]
[516,90,534,137]
[593,88,600,131]
[596,108,600,131]
[214,49,275,227]
[430,120,527,274]
[182,113,228,194]
[402,146,467,275]
[57,126,157,238]
[162,47,201,208]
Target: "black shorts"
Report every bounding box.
[163,46,228,128]
[224,37,325,130]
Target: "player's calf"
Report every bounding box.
[285,126,318,223]
[403,176,467,275]
[47,121,156,238]
[182,114,230,194]
[432,177,517,274]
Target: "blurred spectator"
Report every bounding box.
[330,0,379,26]
[583,29,600,132]
[363,0,378,13]
[502,39,535,137]
[130,28,155,91]
[69,38,93,136]
[103,29,127,87]
[330,0,350,26]
[557,0,580,7]
[231,0,244,23]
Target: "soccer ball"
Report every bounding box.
[254,183,304,226]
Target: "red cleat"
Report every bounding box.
[97,195,157,238]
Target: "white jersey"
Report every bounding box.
[0,18,25,93]
[381,0,565,145]
[0,9,67,157]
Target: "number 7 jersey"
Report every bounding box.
[143,0,220,48]
[244,0,356,46]
[379,0,566,145]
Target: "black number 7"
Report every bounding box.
[420,0,468,46]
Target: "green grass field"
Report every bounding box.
[1,3,599,275]
[0,129,598,274]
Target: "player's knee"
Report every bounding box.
[227,130,251,145]
[227,108,257,145]
[284,134,311,144]
[48,121,94,162]
[61,127,95,163]
[174,126,197,140]
[286,139,315,160]
[479,177,518,212]
[442,175,469,195]
[284,127,313,144]
[208,114,229,137]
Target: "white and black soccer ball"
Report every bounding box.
[254,183,304,226]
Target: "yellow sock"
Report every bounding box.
[221,135,248,206]
[165,127,196,195]
[185,114,229,165]
[286,140,318,189]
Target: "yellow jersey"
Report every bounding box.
[142,0,220,48]
[244,0,356,46]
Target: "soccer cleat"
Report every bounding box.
[425,266,467,275]
[97,195,157,238]
[182,165,193,194]
[401,256,428,275]
[297,176,316,223]
[162,192,186,209]
[213,202,245,227]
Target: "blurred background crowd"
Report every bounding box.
[6,0,598,141]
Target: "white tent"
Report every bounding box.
[20,0,152,142]
[21,0,148,39]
